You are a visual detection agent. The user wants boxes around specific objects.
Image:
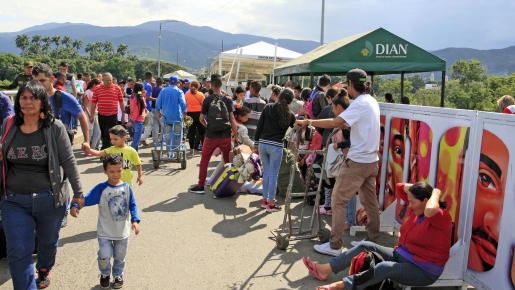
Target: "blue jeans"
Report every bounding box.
[347,194,357,225]
[98,238,129,277]
[1,191,66,290]
[130,120,144,151]
[161,121,182,150]
[258,143,284,201]
[330,241,438,289]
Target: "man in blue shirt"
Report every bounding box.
[32,63,90,152]
[156,76,186,151]
[0,91,14,120]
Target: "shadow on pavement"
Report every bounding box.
[59,230,97,248]
[142,191,203,213]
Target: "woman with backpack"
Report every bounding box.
[127,83,147,151]
[254,88,295,212]
[303,182,451,290]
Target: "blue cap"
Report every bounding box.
[169,76,178,84]
[183,79,189,83]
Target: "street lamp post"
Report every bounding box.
[320,0,325,45]
[157,20,178,77]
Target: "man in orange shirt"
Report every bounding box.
[184,80,205,152]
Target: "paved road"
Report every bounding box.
[0,145,461,290]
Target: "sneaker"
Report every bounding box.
[112,276,124,289]
[319,206,332,216]
[313,242,342,257]
[189,185,205,194]
[99,275,110,289]
[260,198,268,209]
[36,268,51,289]
[266,202,282,213]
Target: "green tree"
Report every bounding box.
[408,74,425,92]
[51,35,61,49]
[29,34,43,55]
[61,36,72,49]
[450,59,486,85]
[116,43,129,57]
[15,34,30,55]
[41,36,52,55]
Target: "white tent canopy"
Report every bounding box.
[162,70,197,80]
[221,41,302,61]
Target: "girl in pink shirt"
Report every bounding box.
[128,83,147,150]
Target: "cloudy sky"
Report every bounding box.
[1,0,514,50]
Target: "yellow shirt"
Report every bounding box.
[103,146,142,185]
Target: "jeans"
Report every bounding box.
[98,114,118,150]
[161,121,182,150]
[198,137,232,187]
[141,111,161,144]
[258,143,284,201]
[130,120,144,151]
[329,241,438,289]
[347,194,357,225]
[186,112,205,150]
[97,238,129,277]
[89,113,101,149]
[1,191,66,290]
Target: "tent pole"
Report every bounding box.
[371,74,375,95]
[310,73,314,89]
[440,71,446,107]
[400,72,405,101]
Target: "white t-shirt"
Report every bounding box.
[338,94,380,163]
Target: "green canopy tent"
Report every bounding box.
[274,28,447,106]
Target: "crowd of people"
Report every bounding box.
[0,61,514,290]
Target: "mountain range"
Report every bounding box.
[0,20,514,75]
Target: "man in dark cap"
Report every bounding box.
[0,61,33,90]
[296,68,381,256]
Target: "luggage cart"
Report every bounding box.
[271,127,331,250]
[151,121,187,170]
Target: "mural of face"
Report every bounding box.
[436,127,469,245]
[407,120,432,184]
[386,118,409,209]
[468,130,508,272]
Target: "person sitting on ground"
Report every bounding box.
[497,95,515,114]
[71,154,141,289]
[87,125,143,187]
[255,88,296,212]
[303,182,451,290]
[234,106,254,148]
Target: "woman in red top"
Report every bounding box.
[184,80,205,152]
[303,182,452,290]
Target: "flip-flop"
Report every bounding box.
[316,286,332,290]
[302,257,327,281]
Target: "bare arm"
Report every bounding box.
[296,117,350,129]
[199,113,207,127]
[136,164,143,185]
[424,188,443,218]
[119,99,126,123]
[78,112,90,144]
[90,102,97,123]
[88,148,106,157]
[82,94,90,116]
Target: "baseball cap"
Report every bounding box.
[346,68,367,83]
[169,76,179,84]
[183,79,189,83]
[24,61,33,67]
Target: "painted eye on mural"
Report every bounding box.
[394,146,403,156]
[478,171,497,191]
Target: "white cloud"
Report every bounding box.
[0,0,514,49]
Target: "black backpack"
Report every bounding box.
[207,95,231,133]
[349,250,395,290]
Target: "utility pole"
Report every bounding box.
[320,0,325,45]
[157,20,178,77]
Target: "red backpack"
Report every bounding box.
[348,250,395,290]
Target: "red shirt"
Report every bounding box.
[92,84,123,116]
[502,105,515,114]
[397,208,452,266]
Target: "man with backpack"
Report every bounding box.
[189,74,237,194]
[310,74,331,119]
[156,76,186,152]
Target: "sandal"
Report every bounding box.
[302,257,327,281]
[316,286,332,290]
